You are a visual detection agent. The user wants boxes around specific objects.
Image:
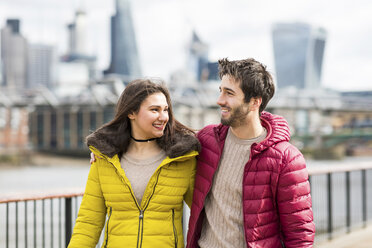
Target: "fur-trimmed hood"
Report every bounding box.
[86,128,201,159]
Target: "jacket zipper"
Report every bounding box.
[242,147,255,248]
[136,169,162,248]
[104,207,112,248]
[136,210,144,248]
[172,209,178,248]
[111,160,163,248]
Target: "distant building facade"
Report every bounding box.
[27,44,55,89]
[272,22,327,89]
[61,9,97,80]
[1,19,28,89]
[187,30,219,82]
[105,0,141,78]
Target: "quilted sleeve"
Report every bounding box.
[68,160,106,248]
[277,145,315,248]
[184,157,197,208]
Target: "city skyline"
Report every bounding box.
[0,0,372,91]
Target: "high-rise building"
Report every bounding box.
[28,44,55,89]
[61,9,97,80]
[188,30,209,81]
[1,19,28,89]
[272,22,327,89]
[105,0,141,79]
[67,10,88,55]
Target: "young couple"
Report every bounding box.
[68,58,315,248]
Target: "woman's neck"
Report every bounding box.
[126,140,162,159]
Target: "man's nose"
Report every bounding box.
[217,94,225,106]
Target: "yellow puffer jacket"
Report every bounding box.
[68,146,197,248]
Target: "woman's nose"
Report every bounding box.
[159,111,168,121]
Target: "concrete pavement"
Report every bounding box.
[315,225,372,248]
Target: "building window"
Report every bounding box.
[77,111,84,148]
[64,112,70,148]
[50,111,57,148]
[37,112,44,148]
[90,111,96,132]
[103,106,114,123]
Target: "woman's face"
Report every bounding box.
[128,92,169,139]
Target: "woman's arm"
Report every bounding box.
[184,157,197,208]
[68,160,106,247]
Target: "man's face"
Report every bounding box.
[217,75,250,127]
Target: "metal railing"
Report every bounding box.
[0,188,85,248]
[1,164,372,247]
[308,163,372,242]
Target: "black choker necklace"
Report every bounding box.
[130,135,157,142]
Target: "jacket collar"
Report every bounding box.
[86,127,201,159]
[213,111,291,154]
[89,145,198,173]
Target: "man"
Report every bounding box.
[186,58,315,248]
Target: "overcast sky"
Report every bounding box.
[1,0,372,91]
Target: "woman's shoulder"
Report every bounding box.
[160,132,201,158]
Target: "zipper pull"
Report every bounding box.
[139,210,144,219]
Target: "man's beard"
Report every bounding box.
[221,103,250,127]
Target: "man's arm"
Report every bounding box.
[277,145,315,248]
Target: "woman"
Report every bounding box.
[68,79,200,248]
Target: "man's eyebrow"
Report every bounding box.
[219,86,235,93]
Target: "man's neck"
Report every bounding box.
[230,115,264,140]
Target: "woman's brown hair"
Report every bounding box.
[87,78,197,158]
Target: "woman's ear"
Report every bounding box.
[128,112,135,120]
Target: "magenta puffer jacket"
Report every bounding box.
[187,112,315,248]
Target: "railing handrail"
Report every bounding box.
[308,162,372,175]
[0,187,84,204]
[2,163,372,203]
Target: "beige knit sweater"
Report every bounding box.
[198,128,267,248]
[121,151,166,204]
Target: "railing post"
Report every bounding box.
[65,198,72,247]
[346,171,351,233]
[6,203,9,248]
[25,201,28,248]
[16,201,18,248]
[327,172,333,240]
[362,169,367,227]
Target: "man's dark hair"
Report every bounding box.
[218,58,275,113]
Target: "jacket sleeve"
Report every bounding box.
[184,157,197,208]
[68,160,106,248]
[277,145,315,248]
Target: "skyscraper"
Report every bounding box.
[1,19,28,89]
[188,30,209,81]
[61,9,97,80]
[272,22,327,89]
[67,9,88,56]
[105,0,141,78]
[28,44,54,89]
